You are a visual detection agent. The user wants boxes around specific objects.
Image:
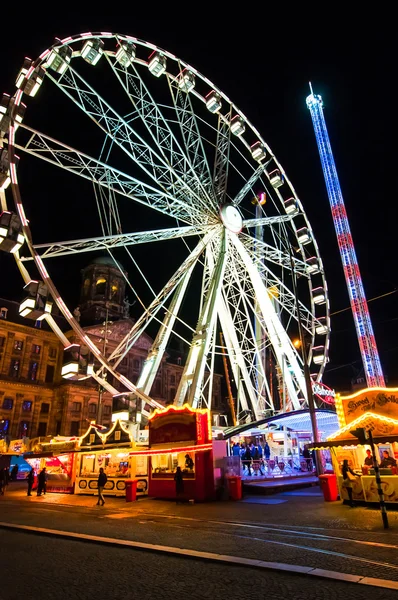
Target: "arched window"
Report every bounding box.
[95,277,107,296]
[110,281,119,300]
[0,307,8,319]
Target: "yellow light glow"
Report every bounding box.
[327,411,398,441]
[293,339,301,349]
[338,386,398,401]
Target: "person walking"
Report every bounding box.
[27,469,34,496]
[37,468,47,496]
[174,466,184,504]
[97,467,107,506]
[342,459,359,507]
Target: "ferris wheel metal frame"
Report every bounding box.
[0,32,331,422]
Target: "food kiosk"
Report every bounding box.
[24,439,78,493]
[75,419,148,497]
[314,387,398,504]
[130,405,215,502]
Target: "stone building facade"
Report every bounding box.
[0,258,225,442]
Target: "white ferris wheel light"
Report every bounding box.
[297,227,311,245]
[205,91,222,113]
[81,39,104,65]
[284,197,299,216]
[115,42,136,68]
[46,45,73,74]
[178,69,195,92]
[148,52,166,77]
[230,115,245,136]
[250,142,266,161]
[312,287,327,305]
[269,169,284,189]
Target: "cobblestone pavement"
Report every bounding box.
[1,530,398,600]
[1,483,398,585]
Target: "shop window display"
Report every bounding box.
[80,450,131,478]
[151,451,195,479]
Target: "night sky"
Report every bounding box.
[0,13,396,393]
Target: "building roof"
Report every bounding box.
[85,256,126,272]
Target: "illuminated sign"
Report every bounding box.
[312,381,335,405]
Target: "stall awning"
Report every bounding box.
[129,443,213,457]
[309,435,398,450]
[23,452,54,459]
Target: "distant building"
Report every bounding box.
[0,258,224,442]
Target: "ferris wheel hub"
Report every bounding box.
[219,203,243,234]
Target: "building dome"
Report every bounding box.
[89,256,126,272]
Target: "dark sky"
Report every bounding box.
[0,13,396,392]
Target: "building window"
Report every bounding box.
[95,276,107,296]
[2,397,13,410]
[9,359,20,378]
[56,421,61,435]
[0,336,5,348]
[177,356,182,365]
[37,422,47,437]
[70,421,80,436]
[22,401,32,412]
[0,419,10,437]
[40,403,50,414]
[88,403,97,416]
[170,375,176,384]
[133,359,140,369]
[45,365,55,383]
[28,362,39,381]
[48,347,57,359]
[14,340,23,352]
[110,281,119,300]
[35,320,42,329]
[19,421,30,437]
[72,402,82,412]
[32,344,41,355]
[103,405,111,416]
[0,307,8,319]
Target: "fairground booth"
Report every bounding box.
[22,419,149,497]
[313,387,398,504]
[129,405,216,502]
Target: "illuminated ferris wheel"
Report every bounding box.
[0,32,331,422]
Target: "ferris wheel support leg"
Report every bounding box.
[137,265,194,395]
[174,233,227,408]
[230,234,306,410]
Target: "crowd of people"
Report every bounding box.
[230,441,315,476]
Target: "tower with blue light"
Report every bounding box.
[306,84,385,388]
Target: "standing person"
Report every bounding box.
[232,442,241,457]
[303,445,311,471]
[264,441,271,461]
[185,454,194,471]
[242,445,252,476]
[364,449,373,467]
[37,468,47,497]
[97,467,107,506]
[27,469,34,496]
[11,464,18,481]
[174,466,184,504]
[341,459,359,507]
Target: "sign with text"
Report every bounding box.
[337,388,398,427]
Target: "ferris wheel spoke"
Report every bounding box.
[213,111,233,205]
[167,73,216,207]
[240,232,308,276]
[174,231,227,408]
[243,215,294,228]
[136,266,194,396]
[14,125,202,223]
[46,67,209,220]
[221,246,274,416]
[105,55,213,209]
[233,163,268,206]
[240,235,319,336]
[105,227,220,369]
[23,224,209,261]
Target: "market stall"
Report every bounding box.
[24,440,77,493]
[75,419,148,497]
[133,405,215,502]
[313,387,398,504]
